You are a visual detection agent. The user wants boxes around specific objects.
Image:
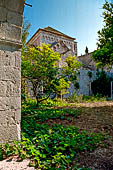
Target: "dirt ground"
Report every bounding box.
[73,101,113,170]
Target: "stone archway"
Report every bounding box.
[0,0,24,143]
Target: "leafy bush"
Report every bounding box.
[22,98,71,110]
[40,98,70,108]
[91,71,113,97]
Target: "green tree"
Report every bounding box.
[85,46,89,54]
[55,55,82,98]
[93,1,113,67]
[22,44,67,106]
[62,55,82,90]
[22,44,81,106]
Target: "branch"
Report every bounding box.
[37,94,50,103]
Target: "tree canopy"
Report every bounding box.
[22,44,81,106]
[85,46,89,54]
[93,1,113,67]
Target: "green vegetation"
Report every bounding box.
[92,71,113,97]
[0,146,3,161]
[22,44,81,106]
[2,2,110,168]
[85,46,89,54]
[93,1,113,67]
[1,100,106,170]
[22,43,61,106]
[22,107,79,123]
[67,94,107,103]
[23,95,107,110]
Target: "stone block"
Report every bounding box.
[15,51,21,67]
[4,51,15,66]
[0,67,5,80]
[6,81,21,97]
[0,111,7,127]
[0,67,21,83]
[6,67,21,83]
[0,124,21,143]
[15,109,21,124]
[0,23,5,39]
[0,97,8,111]
[5,0,24,14]
[0,111,16,127]
[10,97,21,110]
[0,50,21,67]
[0,7,7,22]
[0,51,15,67]
[0,97,21,111]
[7,11,23,27]
[0,23,22,42]
[0,81,7,97]
[0,0,5,7]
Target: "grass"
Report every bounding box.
[1,98,108,170]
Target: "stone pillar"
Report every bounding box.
[0,0,24,143]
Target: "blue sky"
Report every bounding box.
[24,0,111,55]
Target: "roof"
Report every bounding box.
[78,52,96,70]
[27,26,76,44]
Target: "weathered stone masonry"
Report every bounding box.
[0,0,24,143]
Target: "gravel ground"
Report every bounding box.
[0,156,35,170]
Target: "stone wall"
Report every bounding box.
[78,69,97,96]
[0,0,24,143]
[78,69,113,96]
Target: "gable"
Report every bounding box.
[27,26,76,45]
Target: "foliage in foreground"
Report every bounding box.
[3,124,103,170]
[1,103,105,170]
[22,107,79,122]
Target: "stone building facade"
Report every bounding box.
[0,0,24,143]
[77,52,97,96]
[78,53,113,96]
[27,26,77,67]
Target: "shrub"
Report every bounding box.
[91,71,113,97]
[67,93,107,103]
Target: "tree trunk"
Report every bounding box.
[36,96,39,107]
